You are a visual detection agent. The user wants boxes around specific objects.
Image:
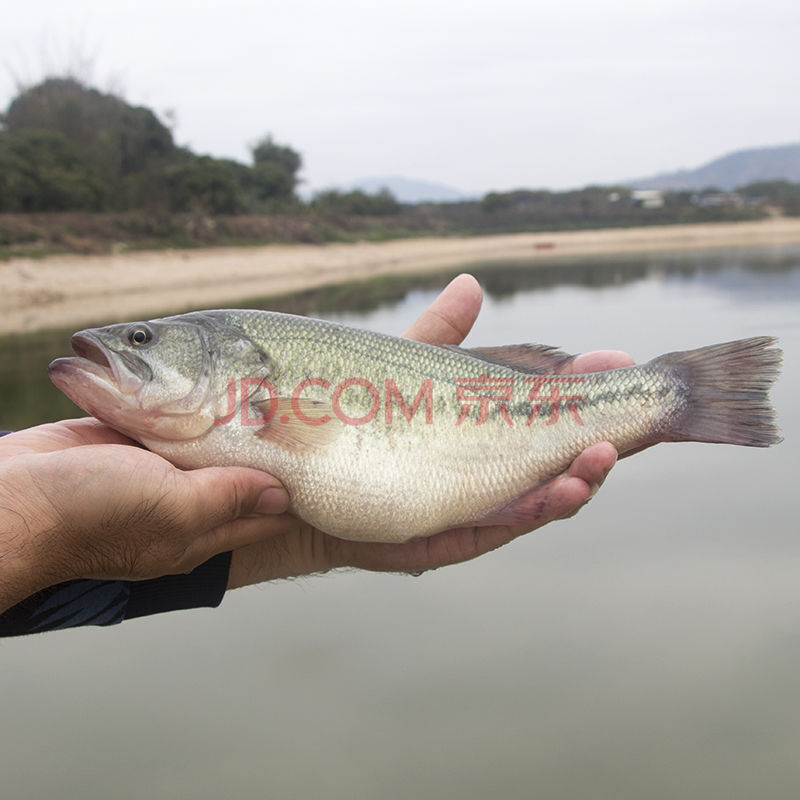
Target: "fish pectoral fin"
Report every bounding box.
[254,398,342,451]
[447,344,574,374]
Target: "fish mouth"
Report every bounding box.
[66,331,152,394]
[48,331,151,431]
[47,333,140,437]
[71,333,111,369]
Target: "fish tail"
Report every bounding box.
[658,336,782,447]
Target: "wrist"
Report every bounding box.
[0,513,47,614]
[0,460,66,613]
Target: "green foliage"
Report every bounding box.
[0,78,302,214]
[481,191,515,213]
[312,188,401,216]
[4,77,174,208]
[739,180,800,215]
[251,161,296,207]
[0,129,106,211]
[252,135,301,175]
[249,135,302,206]
[165,156,250,214]
[462,184,762,233]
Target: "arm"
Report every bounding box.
[0,425,289,618]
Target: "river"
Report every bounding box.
[2,245,799,799]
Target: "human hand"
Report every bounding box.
[0,418,289,613]
[227,274,634,588]
[0,273,634,613]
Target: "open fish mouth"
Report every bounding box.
[66,332,152,395]
[71,333,111,370]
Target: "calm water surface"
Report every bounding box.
[2,246,799,800]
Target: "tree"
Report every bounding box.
[250,135,302,204]
[4,78,175,189]
[165,156,250,215]
[0,78,308,214]
[312,188,401,216]
[0,129,106,212]
[251,135,301,175]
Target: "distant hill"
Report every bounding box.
[628,143,800,191]
[344,176,472,203]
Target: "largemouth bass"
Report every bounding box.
[49,310,782,542]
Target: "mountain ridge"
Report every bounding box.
[626,143,800,191]
[342,176,473,203]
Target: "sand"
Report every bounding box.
[2,217,800,335]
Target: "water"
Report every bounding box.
[2,246,799,799]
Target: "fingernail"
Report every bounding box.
[253,487,290,515]
[588,482,601,498]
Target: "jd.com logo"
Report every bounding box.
[214,375,585,428]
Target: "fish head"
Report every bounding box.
[48,313,271,442]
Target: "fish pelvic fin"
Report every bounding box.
[659,336,782,447]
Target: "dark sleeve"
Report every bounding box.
[0,430,233,637]
[0,552,232,637]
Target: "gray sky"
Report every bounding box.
[2,0,798,195]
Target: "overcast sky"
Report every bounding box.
[2,0,798,195]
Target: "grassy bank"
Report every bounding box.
[0,211,434,260]
[0,204,767,261]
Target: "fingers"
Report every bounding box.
[403,273,483,345]
[564,350,635,373]
[470,442,617,535]
[181,466,289,529]
[226,517,334,588]
[0,418,138,456]
[566,441,618,485]
[545,442,618,520]
[196,514,297,569]
[170,467,291,567]
[58,418,140,445]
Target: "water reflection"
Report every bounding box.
[2,245,799,431]
[240,244,800,313]
[2,244,799,800]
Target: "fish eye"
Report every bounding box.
[127,325,154,346]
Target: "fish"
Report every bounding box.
[48,309,782,543]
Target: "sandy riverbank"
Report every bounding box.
[2,218,799,335]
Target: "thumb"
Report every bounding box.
[403,273,483,345]
[177,466,290,532]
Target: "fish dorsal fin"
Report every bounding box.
[445,344,575,374]
[254,398,342,451]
